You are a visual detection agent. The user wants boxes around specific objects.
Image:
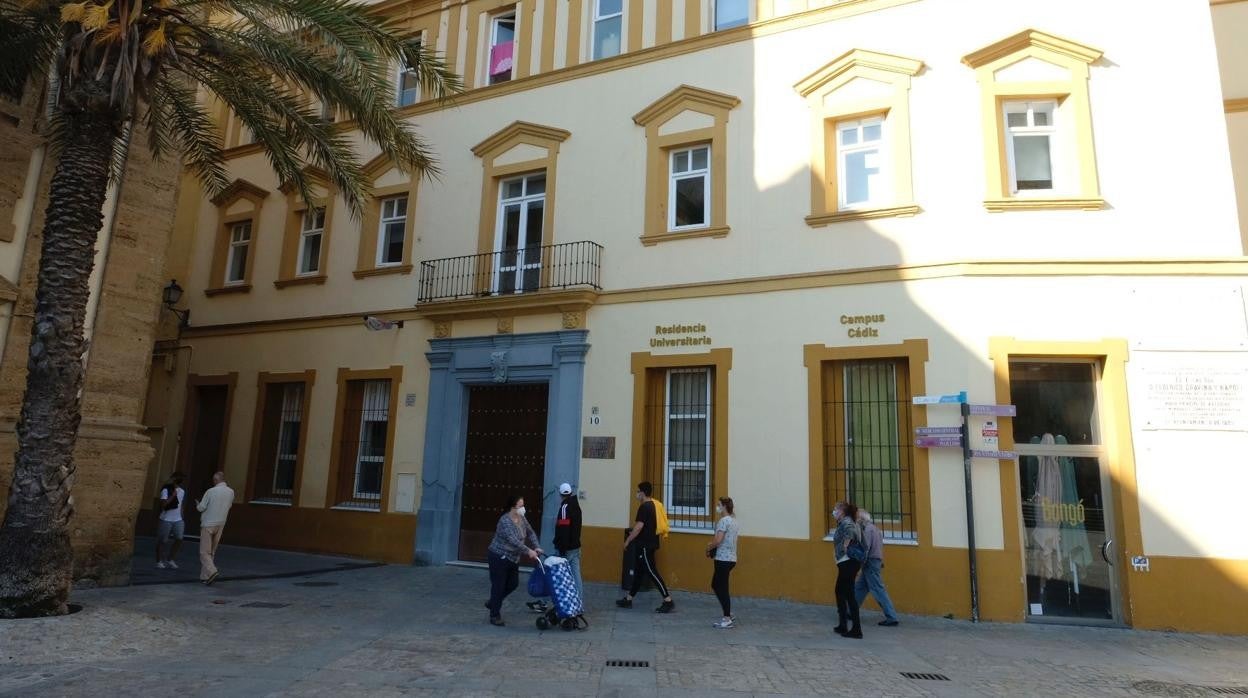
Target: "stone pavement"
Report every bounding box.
[1,543,1246,697]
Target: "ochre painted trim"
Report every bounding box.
[471,120,572,156]
[176,373,239,483]
[629,348,733,529]
[324,365,404,512]
[245,370,317,505]
[639,224,730,245]
[223,502,416,564]
[353,263,414,279]
[984,197,1105,212]
[274,274,328,289]
[204,284,252,297]
[221,142,265,160]
[1225,98,1248,114]
[176,259,1248,338]
[961,29,1103,69]
[209,178,270,208]
[805,204,920,226]
[419,287,599,322]
[988,337,1136,627]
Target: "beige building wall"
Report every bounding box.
[1213,0,1248,253]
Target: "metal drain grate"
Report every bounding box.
[293,581,338,587]
[1209,688,1248,696]
[239,602,290,609]
[606,660,650,668]
[901,672,950,681]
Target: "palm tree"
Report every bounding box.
[0,0,460,618]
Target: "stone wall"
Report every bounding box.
[0,78,181,587]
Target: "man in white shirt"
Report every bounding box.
[155,472,186,569]
[196,471,235,585]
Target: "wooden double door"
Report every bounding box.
[457,383,549,562]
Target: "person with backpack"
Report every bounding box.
[706,496,739,628]
[616,481,675,613]
[855,509,900,627]
[553,482,584,603]
[155,472,186,569]
[485,494,543,626]
[832,501,865,639]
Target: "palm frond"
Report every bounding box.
[147,76,229,196]
[0,0,61,100]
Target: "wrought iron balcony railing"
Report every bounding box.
[417,240,603,303]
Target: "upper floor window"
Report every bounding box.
[836,116,887,210]
[593,0,623,60]
[489,12,516,85]
[226,221,252,285]
[669,146,710,230]
[714,0,749,30]
[298,207,325,276]
[1004,100,1057,193]
[396,59,420,106]
[377,195,407,267]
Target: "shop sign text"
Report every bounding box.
[651,323,712,348]
[840,313,885,339]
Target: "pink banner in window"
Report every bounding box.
[489,41,514,77]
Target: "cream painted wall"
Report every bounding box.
[1213,2,1248,99]
[1227,113,1248,253]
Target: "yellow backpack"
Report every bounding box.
[653,499,671,539]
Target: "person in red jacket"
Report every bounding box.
[553,482,584,603]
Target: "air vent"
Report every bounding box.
[606,660,650,668]
[1209,688,1248,696]
[900,672,950,681]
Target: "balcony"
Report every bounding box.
[416,240,603,322]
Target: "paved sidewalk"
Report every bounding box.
[130,535,382,585]
[2,547,1246,697]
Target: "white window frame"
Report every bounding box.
[493,172,546,295]
[664,367,712,521]
[225,221,251,285]
[296,207,324,276]
[353,380,390,502]
[488,11,517,85]
[667,145,711,231]
[272,383,304,497]
[375,195,407,267]
[1003,99,1059,196]
[592,0,623,60]
[835,115,888,211]
[713,0,751,31]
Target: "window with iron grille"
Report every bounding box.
[252,381,305,503]
[643,367,714,530]
[823,358,916,541]
[335,379,391,508]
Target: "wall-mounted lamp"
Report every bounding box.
[162,279,190,330]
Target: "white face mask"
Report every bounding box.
[715,504,724,515]
[516,506,526,517]
[636,492,644,501]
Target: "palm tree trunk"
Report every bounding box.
[0,88,119,618]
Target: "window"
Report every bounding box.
[668,146,710,230]
[396,60,420,106]
[715,0,749,30]
[822,358,916,540]
[488,12,516,85]
[249,376,313,504]
[297,207,324,275]
[494,172,545,294]
[961,29,1104,211]
[334,378,392,508]
[592,0,623,60]
[664,368,712,518]
[795,49,922,226]
[836,117,887,209]
[1004,101,1057,193]
[376,195,407,267]
[225,221,251,285]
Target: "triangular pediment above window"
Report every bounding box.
[794,49,923,99]
[632,85,741,128]
[471,121,572,159]
[209,178,270,208]
[278,165,331,196]
[961,29,1102,71]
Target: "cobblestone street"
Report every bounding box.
[1,542,1245,697]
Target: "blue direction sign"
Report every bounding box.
[915,426,962,436]
[971,449,1017,460]
[912,391,967,405]
[969,404,1016,417]
[916,436,963,448]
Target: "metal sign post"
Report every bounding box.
[959,401,980,624]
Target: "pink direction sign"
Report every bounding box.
[915,435,962,448]
[915,426,962,436]
[968,404,1016,417]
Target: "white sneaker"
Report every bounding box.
[166,561,179,570]
[156,561,167,569]
[713,618,735,629]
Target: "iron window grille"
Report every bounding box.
[252,381,305,504]
[335,378,391,509]
[823,359,917,541]
[272,383,303,496]
[643,367,715,531]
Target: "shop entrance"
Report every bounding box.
[457,383,549,563]
[1011,360,1121,625]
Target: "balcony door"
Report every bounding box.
[494,172,545,295]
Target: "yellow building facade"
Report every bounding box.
[144,0,1248,633]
